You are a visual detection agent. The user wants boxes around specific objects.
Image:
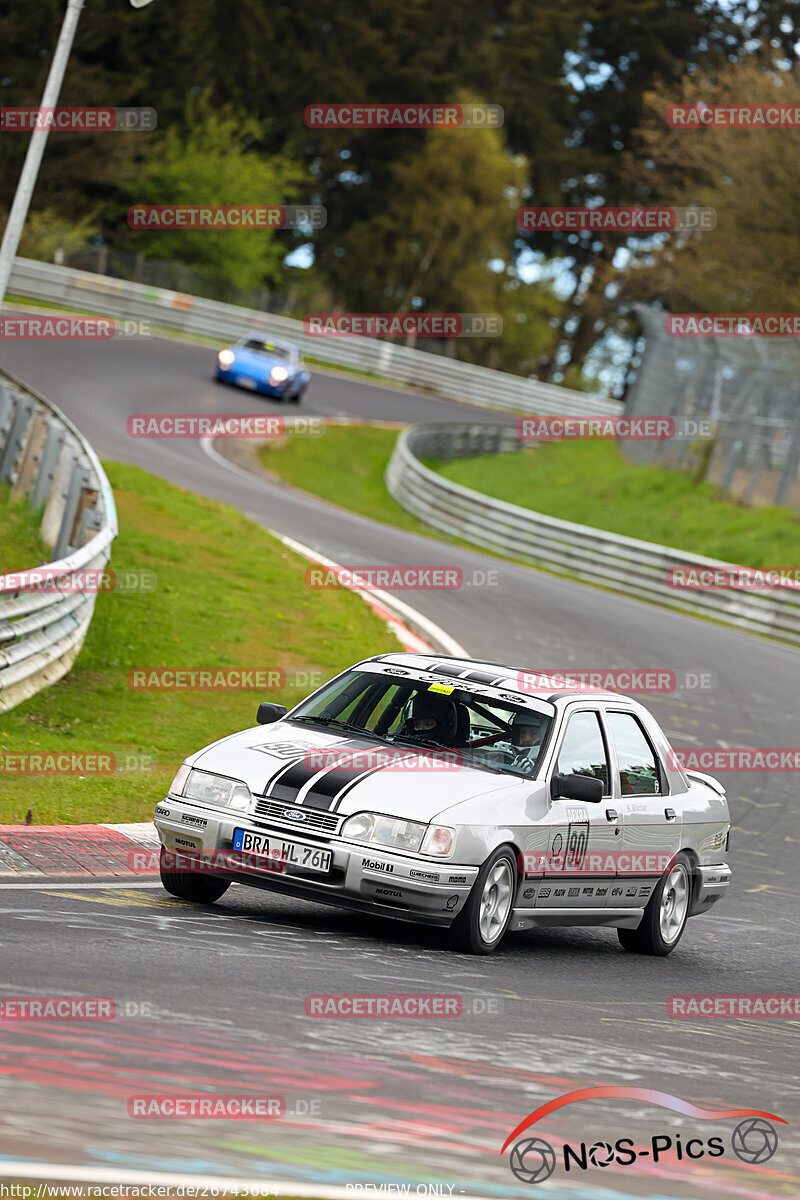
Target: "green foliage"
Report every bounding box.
[436,441,800,566]
[117,97,307,291]
[0,483,51,573]
[0,462,401,824]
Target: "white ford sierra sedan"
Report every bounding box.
[153,653,731,955]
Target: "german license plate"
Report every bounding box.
[232,828,331,874]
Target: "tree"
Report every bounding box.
[616,59,800,316]
[115,98,307,292]
[327,104,527,329]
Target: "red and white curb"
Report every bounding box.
[0,822,159,878]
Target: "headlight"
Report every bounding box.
[341,812,427,853]
[182,769,253,812]
[218,350,235,367]
[270,366,289,382]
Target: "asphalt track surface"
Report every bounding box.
[0,334,798,1198]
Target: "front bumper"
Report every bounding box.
[154,797,478,927]
[215,366,286,396]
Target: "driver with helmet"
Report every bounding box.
[507,709,545,772]
[399,691,459,747]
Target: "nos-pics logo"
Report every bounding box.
[501,1086,785,1184]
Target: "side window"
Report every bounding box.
[606,712,662,795]
[556,711,609,792]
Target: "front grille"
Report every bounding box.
[252,798,342,834]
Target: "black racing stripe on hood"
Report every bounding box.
[262,739,370,811]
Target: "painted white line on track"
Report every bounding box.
[199,436,467,658]
[0,880,164,891]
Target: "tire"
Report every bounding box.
[618,851,692,956]
[451,845,517,955]
[159,846,231,904]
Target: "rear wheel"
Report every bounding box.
[618,852,691,956]
[159,846,230,904]
[451,846,516,954]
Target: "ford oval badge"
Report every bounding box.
[283,809,306,820]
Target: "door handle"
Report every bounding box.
[605,808,618,821]
[665,807,677,821]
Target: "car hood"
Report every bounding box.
[231,348,296,375]
[189,722,518,821]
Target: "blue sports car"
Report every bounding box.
[215,334,311,402]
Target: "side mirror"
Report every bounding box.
[257,702,287,725]
[551,773,603,803]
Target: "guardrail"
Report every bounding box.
[386,424,800,647]
[8,257,619,419]
[0,369,117,712]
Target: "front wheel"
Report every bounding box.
[451,846,516,954]
[618,852,692,956]
[159,846,230,904]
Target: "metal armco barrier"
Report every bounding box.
[8,257,619,419]
[0,368,117,711]
[386,425,800,647]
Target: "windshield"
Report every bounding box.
[241,338,292,361]
[288,669,554,778]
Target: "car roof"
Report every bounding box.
[364,652,640,705]
[239,333,298,354]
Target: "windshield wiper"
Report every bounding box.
[289,716,384,740]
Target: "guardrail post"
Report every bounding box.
[54,463,91,560]
[0,382,14,447]
[0,395,34,483]
[11,409,48,501]
[29,421,66,511]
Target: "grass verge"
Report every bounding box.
[0,461,401,825]
[0,483,51,573]
[258,425,432,535]
[437,440,799,566]
[260,426,798,567]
